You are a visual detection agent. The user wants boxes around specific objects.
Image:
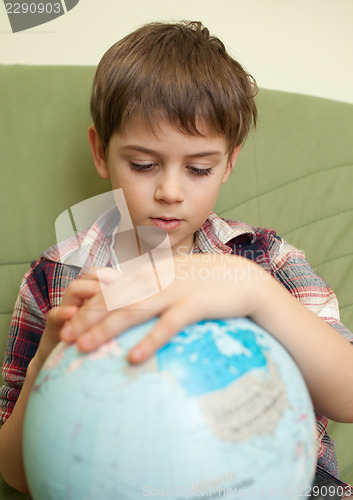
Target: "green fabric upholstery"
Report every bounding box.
[0,65,352,498]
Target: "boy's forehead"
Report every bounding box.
[118,114,225,142]
[105,116,232,160]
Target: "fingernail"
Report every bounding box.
[129,347,144,364]
[78,334,94,351]
[61,325,73,342]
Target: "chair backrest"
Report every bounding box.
[216,88,353,331]
[1,64,353,365]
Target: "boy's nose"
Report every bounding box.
[154,175,184,203]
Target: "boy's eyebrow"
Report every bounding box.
[121,145,223,158]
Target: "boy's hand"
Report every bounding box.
[32,274,103,372]
[60,254,268,364]
[48,254,353,422]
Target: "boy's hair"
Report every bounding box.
[90,21,258,156]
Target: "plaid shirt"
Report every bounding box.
[1,211,353,491]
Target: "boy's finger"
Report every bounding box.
[61,279,103,307]
[46,305,78,328]
[60,290,111,342]
[127,301,200,364]
[66,278,180,351]
[75,304,154,352]
[66,273,167,345]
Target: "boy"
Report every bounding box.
[0,20,353,497]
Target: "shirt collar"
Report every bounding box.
[43,206,119,271]
[193,212,256,254]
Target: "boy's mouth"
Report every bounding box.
[150,217,183,230]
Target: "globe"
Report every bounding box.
[23,317,317,499]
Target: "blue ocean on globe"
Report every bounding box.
[23,317,317,500]
[157,322,267,396]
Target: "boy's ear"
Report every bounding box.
[222,145,241,183]
[88,125,110,179]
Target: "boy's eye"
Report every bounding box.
[129,162,213,176]
[129,162,155,172]
[188,166,213,176]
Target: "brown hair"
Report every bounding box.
[90,21,258,156]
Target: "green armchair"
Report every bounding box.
[0,65,352,499]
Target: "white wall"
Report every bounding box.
[0,0,352,104]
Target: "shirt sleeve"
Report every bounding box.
[271,239,353,343]
[0,258,79,425]
[0,260,49,425]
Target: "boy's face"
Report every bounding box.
[89,118,239,255]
